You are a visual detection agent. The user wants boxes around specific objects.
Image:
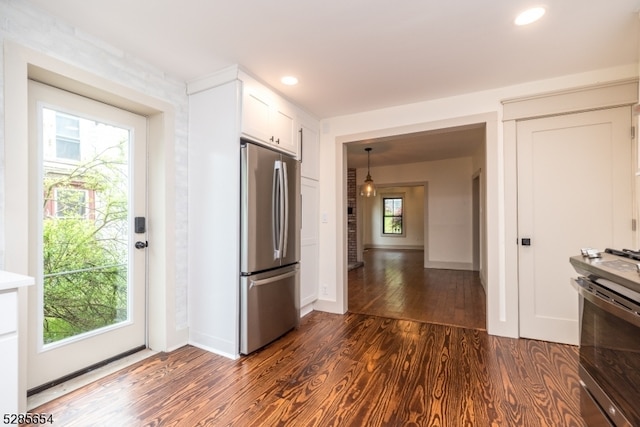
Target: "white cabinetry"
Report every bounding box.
[0,291,18,414]
[0,271,34,414]
[300,178,319,314]
[241,74,297,156]
[187,65,318,356]
[188,80,242,358]
[300,118,320,180]
[298,113,320,315]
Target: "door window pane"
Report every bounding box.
[42,107,131,344]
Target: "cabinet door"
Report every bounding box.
[0,334,18,414]
[0,290,17,414]
[300,177,319,311]
[300,122,319,179]
[272,101,296,155]
[241,76,298,156]
[241,83,272,144]
[0,291,17,335]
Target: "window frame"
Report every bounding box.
[381,194,406,237]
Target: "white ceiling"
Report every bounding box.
[23,0,640,166]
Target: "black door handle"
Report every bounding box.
[135,241,148,249]
[521,238,531,246]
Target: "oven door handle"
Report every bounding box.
[572,278,640,329]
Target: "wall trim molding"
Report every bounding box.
[502,78,639,121]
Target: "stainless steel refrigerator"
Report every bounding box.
[240,139,300,355]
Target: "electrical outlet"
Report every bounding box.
[321,285,328,296]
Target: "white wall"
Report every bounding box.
[359,157,474,270]
[0,2,189,348]
[314,64,639,339]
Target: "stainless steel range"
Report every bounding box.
[570,249,640,427]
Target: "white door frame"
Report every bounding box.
[4,42,182,412]
[317,113,495,327]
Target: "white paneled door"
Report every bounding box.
[27,81,147,389]
[517,106,633,345]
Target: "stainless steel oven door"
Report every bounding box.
[573,277,640,427]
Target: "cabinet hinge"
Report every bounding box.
[632,126,636,140]
[633,218,637,232]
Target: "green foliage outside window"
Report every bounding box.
[43,218,127,343]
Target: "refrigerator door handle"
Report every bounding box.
[273,160,286,261]
[282,162,289,258]
[278,161,286,261]
[272,160,282,260]
[249,269,297,288]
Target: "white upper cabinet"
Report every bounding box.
[299,114,319,180]
[241,74,297,156]
[241,83,271,143]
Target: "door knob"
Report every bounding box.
[135,241,148,249]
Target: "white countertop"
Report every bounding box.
[0,270,34,291]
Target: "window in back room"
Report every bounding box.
[382,196,403,235]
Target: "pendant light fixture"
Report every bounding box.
[360,147,376,197]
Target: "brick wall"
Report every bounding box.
[347,168,357,264]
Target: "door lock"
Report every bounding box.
[135,241,148,249]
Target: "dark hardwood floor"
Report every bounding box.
[30,312,585,426]
[349,249,486,330]
[29,249,587,426]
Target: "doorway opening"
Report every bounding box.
[5,42,179,411]
[26,80,148,391]
[345,122,487,329]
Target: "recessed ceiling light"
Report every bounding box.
[515,7,546,26]
[281,76,299,86]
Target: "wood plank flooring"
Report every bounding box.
[30,312,586,426]
[29,249,587,426]
[349,249,486,330]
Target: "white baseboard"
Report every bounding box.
[364,245,424,250]
[188,331,239,360]
[425,261,474,271]
[300,303,314,317]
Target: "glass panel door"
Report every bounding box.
[27,81,147,390]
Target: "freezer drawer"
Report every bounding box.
[240,265,300,355]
